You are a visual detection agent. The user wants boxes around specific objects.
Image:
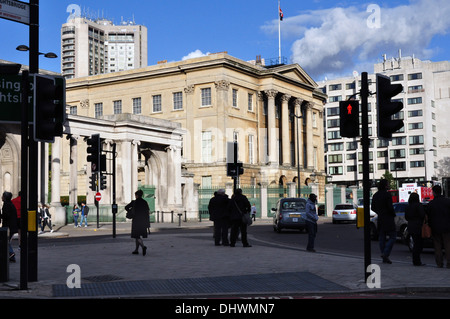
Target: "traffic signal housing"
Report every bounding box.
[33,74,66,142]
[376,74,404,139]
[89,173,97,191]
[87,134,100,172]
[339,100,360,138]
[99,174,107,190]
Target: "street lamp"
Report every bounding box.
[290,111,303,197]
[16,45,58,59]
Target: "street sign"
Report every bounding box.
[0,74,65,124]
[0,0,30,25]
[95,192,102,202]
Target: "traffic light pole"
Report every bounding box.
[361,72,372,282]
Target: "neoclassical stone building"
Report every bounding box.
[65,53,327,196]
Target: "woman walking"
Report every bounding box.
[305,193,319,252]
[125,189,150,256]
[405,192,426,266]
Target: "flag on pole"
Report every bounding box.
[279,7,284,21]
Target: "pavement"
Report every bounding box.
[1,217,450,299]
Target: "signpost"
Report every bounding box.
[95,192,102,202]
[0,0,30,25]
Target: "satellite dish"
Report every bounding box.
[353,71,359,78]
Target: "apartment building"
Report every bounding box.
[61,17,148,79]
[321,56,450,187]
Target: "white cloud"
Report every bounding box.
[262,0,450,80]
[181,49,211,61]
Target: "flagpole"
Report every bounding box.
[278,0,281,64]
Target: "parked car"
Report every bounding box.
[357,198,377,217]
[332,203,358,224]
[272,198,307,232]
[369,202,432,251]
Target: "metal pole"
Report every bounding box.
[233,141,238,194]
[361,72,372,282]
[112,143,117,238]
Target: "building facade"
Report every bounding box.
[61,17,148,79]
[322,56,450,187]
[65,53,327,198]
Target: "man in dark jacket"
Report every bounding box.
[1,191,18,262]
[228,188,251,248]
[371,179,396,264]
[427,185,450,268]
[208,189,230,246]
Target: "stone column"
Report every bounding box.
[257,92,266,164]
[131,140,140,194]
[121,140,133,204]
[69,135,79,206]
[294,98,303,169]
[184,85,195,162]
[259,182,268,218]
[265,89,278,165]
[50,137,66,225]
[281,94,291,166]
[215,80,230,163]
[305,102,314,170]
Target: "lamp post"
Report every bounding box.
[290,111,303,197]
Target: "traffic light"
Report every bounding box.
[339,100,359,138]
[87,134,100,172]
[376,74,404,139]
[227,162,244,176]
[89,173,97,191]
[33,74,66,142]
[99,174,107,190]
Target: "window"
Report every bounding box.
[410,148,424,155]
[327,107,340,116]
[347,141,358,150]
[390,74,404,81]
[390,161,406,171]
[392,137,406,146]
[327,119,340,128]
[328,131,341,140]
[329,84,342,91]
[328,154,343,163]
[346,82,355,90]
[408,73,422,80]
[328,143,344,151]
[408,110,423,117]
[232,89,238,107]
[94,103,103,118]
[202,131,212,163]
[173,92,183,110]
[113,100,122,114]
[347,153,357,160]
[201,88,211,106]
[377,150,387,158]
[248,93,254,112]
[390,149,406,158]
[152,95,161,113]
[410,161,424,168]
[347,165,357,172]
[329,96,342,103]
[202,176,212,188]
[133,97,141,114]
[248,134,254,164]
[408,97,422,105]
[329,166,343,175]
[408,122,423,130]
[409,135,424,145]
[69,105,77,115]
[408,85,423,93]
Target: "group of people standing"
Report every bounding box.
[372,179,450,268]
[71,203,90,228]
[208,188,253,247]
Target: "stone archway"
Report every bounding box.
[0,133,20,196]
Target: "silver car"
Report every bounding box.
[272,198,307,232]
[332,203,358,224]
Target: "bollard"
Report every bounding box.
[178,213,183,227]
[0,228,9,282]
[171,211,174,223]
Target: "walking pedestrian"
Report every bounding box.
[11,192,21,246]
[371,179,396,264]
[426,185,450,268]
[72,204,80,227]
[251,203,257,221]
[40,204,54,233]
[125,189,150,256]
[208,189,230,246]
[1,191,18,262]
[229,188,251,247]
[405,192,426,266]
[79,202,90,227]
[305,193,319,252]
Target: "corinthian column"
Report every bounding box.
[265,89,278,165]
[281,94,291,166]
[306,102,314,170]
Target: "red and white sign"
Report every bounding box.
[95,192,102,202]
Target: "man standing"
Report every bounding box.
[371,179,396,264]
[208,189,230,246]
[427,185,450,268]
[80,202,90,227]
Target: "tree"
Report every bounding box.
[382,170,397,190]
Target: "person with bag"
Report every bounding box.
[228,188,252,247]
[125,189,150,256]
[72,204,81,228]
[40,204,54,233]
[305,193,319,252]
[371,179,396,264]
[405,192,426,266]
[426,185,450,268]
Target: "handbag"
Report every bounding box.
[233,200,252,226]
[126,204,136,219]
[421,217,431,239]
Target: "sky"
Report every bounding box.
[1,0,450,82]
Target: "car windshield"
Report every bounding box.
[335,204,354,210]
[282,201,305,210]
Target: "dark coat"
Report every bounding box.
[405,202,426,235]
[1,200,18,235]
[125,198,150,239]
[228,193,251,221]
[427,195,450,234]
[371,189,396,232]
[208,194,230,221]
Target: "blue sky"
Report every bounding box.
[1,0,449,81]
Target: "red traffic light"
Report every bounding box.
[339,100,359,138]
